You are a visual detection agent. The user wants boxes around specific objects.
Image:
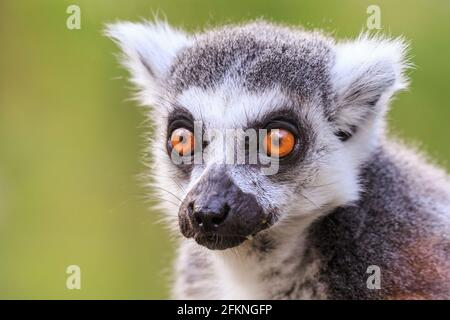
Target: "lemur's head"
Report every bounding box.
[107,20,409,250]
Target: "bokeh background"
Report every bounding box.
[0,0,449,299]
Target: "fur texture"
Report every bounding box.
[106,20,450,299]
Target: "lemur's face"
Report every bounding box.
[108,21,407,250]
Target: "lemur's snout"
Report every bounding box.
[178,168,268,250]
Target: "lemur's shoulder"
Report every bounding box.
[307,140,450,299]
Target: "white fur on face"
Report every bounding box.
[176,82,290,129]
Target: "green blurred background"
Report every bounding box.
[0,0,449,299]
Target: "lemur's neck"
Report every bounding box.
[210,214,322,299]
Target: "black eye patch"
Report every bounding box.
[245,108,313,168]
[167,107,195,134]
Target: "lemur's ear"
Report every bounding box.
[105,21,191,102]
[330,34,410,140]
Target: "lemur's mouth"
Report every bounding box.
[180,212,272,250]
[193,233,248,250]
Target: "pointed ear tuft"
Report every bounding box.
[330,34,412,139]
[105,20,191,100]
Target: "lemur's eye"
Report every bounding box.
[264,129,295,158]
[170,128,195,156]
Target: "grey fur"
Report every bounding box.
[107,20,450,299]
[167,22,333,105]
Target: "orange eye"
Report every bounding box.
[264,129,296,158]
[170,128,195,156]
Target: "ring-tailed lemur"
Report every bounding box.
[106,20,450,299]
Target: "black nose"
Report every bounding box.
[190,201,230,231]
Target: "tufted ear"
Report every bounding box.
[330,34,410,140]
[105,21,191,102]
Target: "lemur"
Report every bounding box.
[107,20,450,299]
